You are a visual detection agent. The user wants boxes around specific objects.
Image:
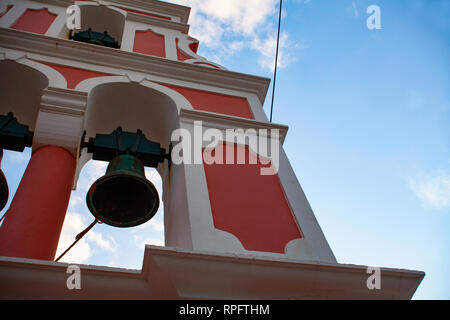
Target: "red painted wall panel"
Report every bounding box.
[160,83,254,119]
[40,62,111,89]
[189,41,199,53]
[11,8,57,35]
[133,30,166,58]
[203,143,302,253]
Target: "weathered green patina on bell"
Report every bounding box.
[0,112,34,211]
[70,28,120,48]
[86,154,160,228]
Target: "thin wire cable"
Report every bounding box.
[55,219,99,262]
[270,0,283,123]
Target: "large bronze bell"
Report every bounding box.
[0,149,8,212]
[86,154,160,227]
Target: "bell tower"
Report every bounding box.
[0,0,423,299]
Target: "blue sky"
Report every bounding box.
[1,0,449,299]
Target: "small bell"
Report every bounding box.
[86,154,159,227]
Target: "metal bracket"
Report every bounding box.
[0,112,34,152]
[79,127,170,168]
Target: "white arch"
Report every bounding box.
[140,80,193,112]
[73,78,187,190]
[17,58,67,89]
[75,75,194,113]
[0,54,68,89]
[75,2,128,17]
[74,2,127,45]
[75,75,130,92]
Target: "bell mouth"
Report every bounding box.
[86,172,160,228]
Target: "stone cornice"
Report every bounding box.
[180,109,288,145]
[108,0,191,24]
[33,87,87,156]
[50,0,191,33]
[34,0,73,8]
[126,11,189,34]
[0,246,425,299]
[0,28,271,104]
[35,0,191,24]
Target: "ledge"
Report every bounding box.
[107,0,191,24]
[180,109,289,145]
[0,246,424,299]
[126,11,190,33]
[35,0,192,24]
[0,28,271,103]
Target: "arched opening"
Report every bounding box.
[69,5,126,48]
[63,81,181,268]
[83,82,178,151]
[0,60,48,220]
[57,159,164,269]
[0,148,31,224]
[0,60,49,130]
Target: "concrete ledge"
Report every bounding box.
[0,28,271,104]
[0,245,424,299]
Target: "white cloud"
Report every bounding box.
[251,32,297,71]
[68,195,83,212]
[3,149,31,164]
[167,0,301,71]
[147,215,164,232]
[145,167,162,187]
[76,160,108,192]
[409,171,450,210]
[350,1,360,17]
[56,212,117,264]
[174,0,277,36]
[87,230,117,253]
[56,213,91,264]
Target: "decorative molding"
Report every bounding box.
[0,28,271,104]
[35,0,192,25]
[34,0,73,7]
[126,11,189,34]
[0,246,425,299]
[2,50,26,61]
[105,0,191,24]
[179,109,288,145]
[33,87,87,156]
[39,87,87,114]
